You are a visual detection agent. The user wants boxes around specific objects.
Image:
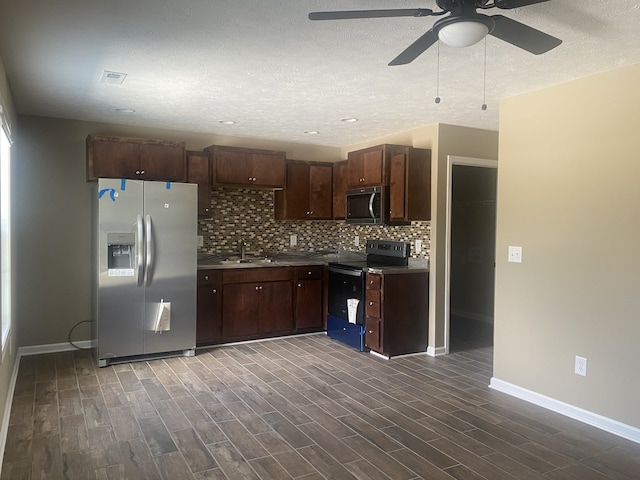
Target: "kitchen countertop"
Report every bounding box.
[197,251,429,272]
[197,251,340,270]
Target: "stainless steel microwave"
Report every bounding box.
[345,186,388,224]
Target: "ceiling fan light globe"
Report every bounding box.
[438,21,489,47]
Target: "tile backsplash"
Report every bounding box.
[198,187,430,258]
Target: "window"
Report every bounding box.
[1,119,11,357]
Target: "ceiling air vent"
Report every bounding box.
[100,70,127,85]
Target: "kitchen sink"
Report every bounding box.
[219,258,273,265]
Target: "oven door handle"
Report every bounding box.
[328,266,364,277]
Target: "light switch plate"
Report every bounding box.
[290,234,297,246]
[197,235,203,247]
[415,239,422,254]
[508,245,522,263]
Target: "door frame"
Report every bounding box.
[444,155,498,354]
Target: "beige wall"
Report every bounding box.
[495,63,640,428]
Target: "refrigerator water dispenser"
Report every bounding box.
[107,233,135,276]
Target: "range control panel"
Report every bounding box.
[365,239,410,259]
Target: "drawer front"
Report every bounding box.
[365,318,381,352]
[223,266,293,284]
[295,265,324,280]
[366,290,381,318]
[198,270,221,284]
[366,273,382,291]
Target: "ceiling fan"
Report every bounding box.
[309,0,562,66]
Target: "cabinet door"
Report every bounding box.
[215,149,253,185]
[309,165,332,219]
[332,161,348,219]
[347,152,365,187]
[295,279,323,330]
[284,163,311,218]
[196,282,221,345]
[89,140,140,180]
[222,283,259,339]
[259,281,293,334]
[252,152,286,187]
[347,147,384,187]
[389,152,407,221]
[187,151,212,216]
[140,143,186,181]
[362,149,383,186]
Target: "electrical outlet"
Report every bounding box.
[354,235,360,246]
[290,234,297,246]
[197,235,203,247]
[575,356,587,376]
[415,239,422,254]
[508,245,522,263]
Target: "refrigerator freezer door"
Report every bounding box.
[97,178,145,360]
[142,181,197,355]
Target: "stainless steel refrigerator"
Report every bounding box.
[92,178,197,367]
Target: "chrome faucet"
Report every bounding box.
[239,239,247,260]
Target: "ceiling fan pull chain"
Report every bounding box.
[435,41,441,104]
[481,37,488,111]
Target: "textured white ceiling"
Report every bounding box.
[1,0,639,147]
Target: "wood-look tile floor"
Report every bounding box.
[3,334,640,479]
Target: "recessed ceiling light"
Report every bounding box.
[100,70,127,85]
[340,117,358,123]
[115,108,135,114]
[218,120,236,125]
[304,130,319,135]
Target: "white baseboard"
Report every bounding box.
[0,347,22,478]
[489,377,640,445]
[426,345,447,357]
[18,340,92,357]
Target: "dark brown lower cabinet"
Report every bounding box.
[365,271,429,357]
[197,265,325,346]
[294,266,324,331]
[196,270,222,346]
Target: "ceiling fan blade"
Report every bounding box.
[490,14,561,54]
[309,9,433,21]
[388,29,438,66]
[494,0,550,8]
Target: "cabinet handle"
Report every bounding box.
[369,301,373,306]
[307,271,312,275]
[369,330,373,334]
[255,286,259,291]
[140,170,145,175]
[135,170,140,175]
[212,289,217,294]
[297,283,302,287]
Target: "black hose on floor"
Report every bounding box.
[67,319,94,350]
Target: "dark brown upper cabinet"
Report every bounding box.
[332,160,348,220]
[205,145,286,188]
[347,145,386,188]
[388,147,431,222]
[347,144,431,223]
[186,150,212,217]
[275,160,333,220]
[86,134,186,182]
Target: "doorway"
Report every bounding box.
[445,157,497,353]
